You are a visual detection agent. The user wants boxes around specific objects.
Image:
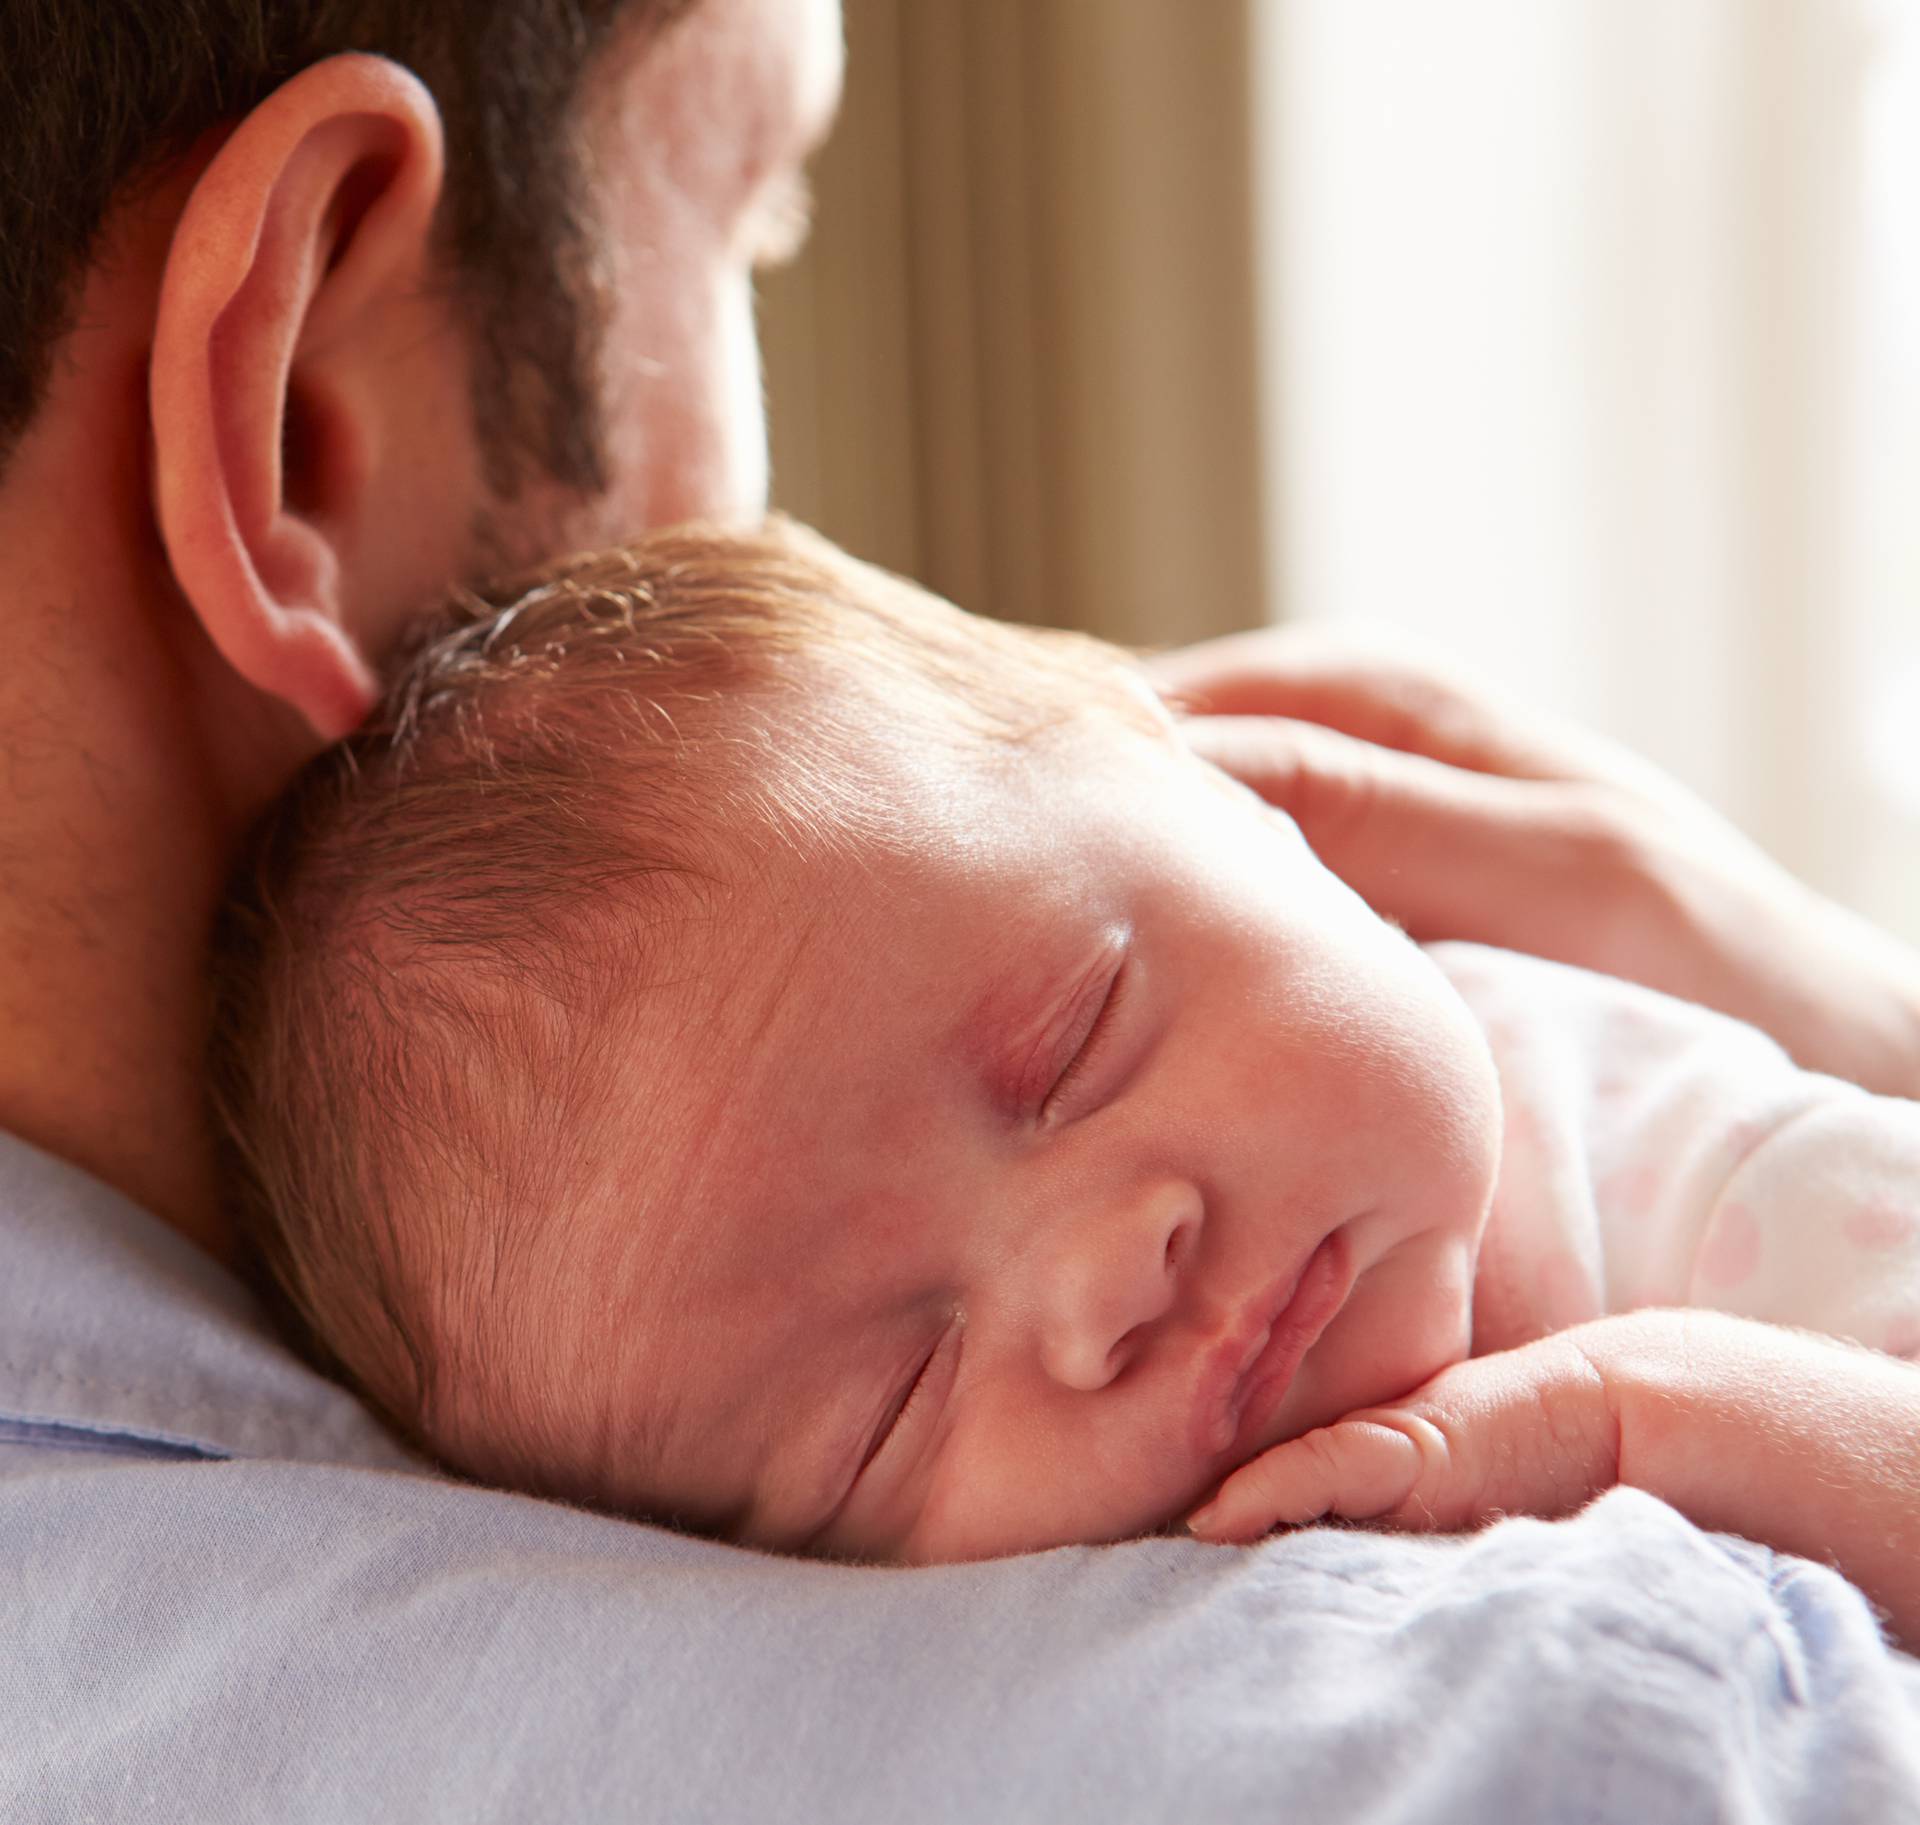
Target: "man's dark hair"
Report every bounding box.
[0,0,692,491]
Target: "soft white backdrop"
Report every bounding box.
[1254,0,1920,941]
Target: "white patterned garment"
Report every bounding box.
[1432,943,1920,1362]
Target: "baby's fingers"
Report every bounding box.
[1186,1411,1456,1544]
[1187,1332,1623,1546]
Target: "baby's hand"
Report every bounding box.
[1186,1308,1920,1653]
[1186,1328,1621,1543]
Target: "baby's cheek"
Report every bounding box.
[1389,964,1506,1243]
[1302,1244,1476,1434]
[906,1389,1202,1562]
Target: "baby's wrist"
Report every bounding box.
[1587,1307,1919,1542]
[1551,1307,1761,1499]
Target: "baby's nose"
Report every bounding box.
[1039,1181,1203,1391]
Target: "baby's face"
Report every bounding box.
[585,688,1502,1562]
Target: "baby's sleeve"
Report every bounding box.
[1428,942,1920,1359]
[1690,1095,1920,1357]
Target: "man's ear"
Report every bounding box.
[151,54,446,742]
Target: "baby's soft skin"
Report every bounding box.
[225,532,1920,1627]
[1155,626,1920,1649]
[590,674,1506,1562]
[656,643,1920,1591]
[215,530,1502,1565]
[1190,1307,1920,1650]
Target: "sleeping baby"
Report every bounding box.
[209,522,1920,1636]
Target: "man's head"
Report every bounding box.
[213,523,1504,1564]
[4,0,841,743]
[0,0,839,1239]
[4,0,662,496]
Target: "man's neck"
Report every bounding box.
[0,391,307,1259]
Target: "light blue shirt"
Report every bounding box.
[4,1131,1918,1823]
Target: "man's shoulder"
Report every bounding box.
[0,1129,414,1471]
[6,1132,1918,1825]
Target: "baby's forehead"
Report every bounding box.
[580,662,1170,1179]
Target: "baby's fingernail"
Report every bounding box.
[1186,1502,1225,1538]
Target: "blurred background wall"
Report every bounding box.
[755,0,1268,648]
[758,0,1920,945]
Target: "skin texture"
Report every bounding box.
[1188,1306,1920,1653]
[0,0,841,1253]
[573,687,1503,1563]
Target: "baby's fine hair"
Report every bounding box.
[210,518,1146,1514]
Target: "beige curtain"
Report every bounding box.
[757,0,1270,649]
[763,0,1920,943]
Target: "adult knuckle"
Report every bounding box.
[1556,786,1647,876]
[1392,670,1482,744]
[1293,736,1380,852]
[1553,790,1686,963]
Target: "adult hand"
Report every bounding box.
[1149,628,1920,1099]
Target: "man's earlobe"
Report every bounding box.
[150,55,447,741]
